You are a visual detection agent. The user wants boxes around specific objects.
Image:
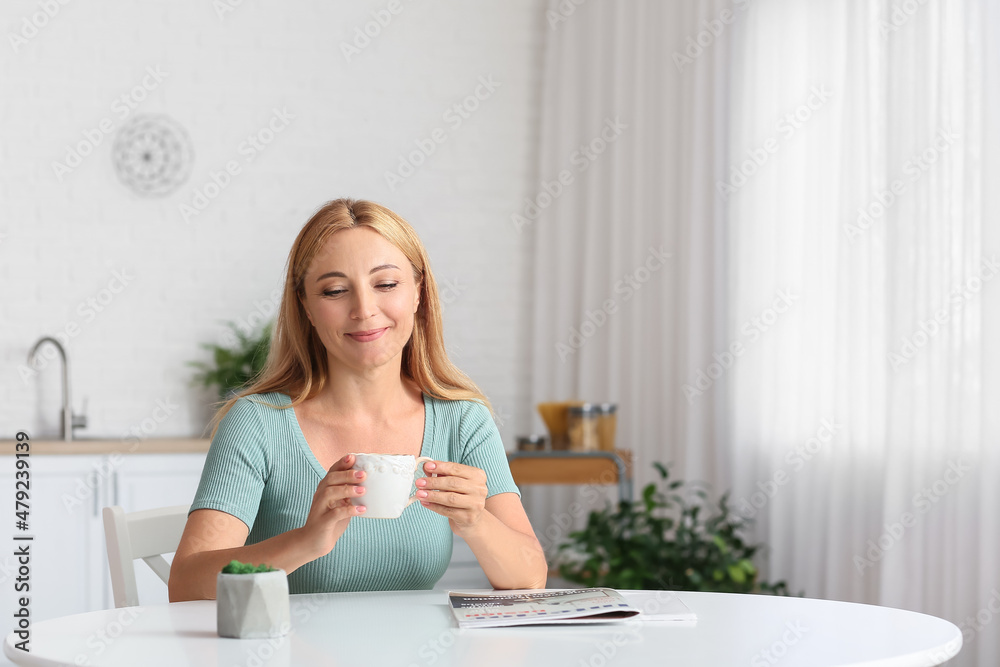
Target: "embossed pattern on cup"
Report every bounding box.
[350,453,432,519]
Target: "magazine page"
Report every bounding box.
[448,587,640,628]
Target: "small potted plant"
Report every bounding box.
[555,463,793,595]
[216,560,290,639]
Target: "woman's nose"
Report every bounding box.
[351,288,377,320]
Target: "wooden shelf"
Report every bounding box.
[506,449,633,501]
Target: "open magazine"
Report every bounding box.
[447,587,696,629]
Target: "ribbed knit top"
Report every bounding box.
[189,391,518,593]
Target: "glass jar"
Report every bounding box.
[595,403,618,451]
[516,434,548,451]
[567,404,599,452]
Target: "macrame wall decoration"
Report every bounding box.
[112,114,194,197]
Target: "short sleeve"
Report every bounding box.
[458,401,519,498]
[189,397,268,532]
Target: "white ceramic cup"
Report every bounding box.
[349,453,434,519]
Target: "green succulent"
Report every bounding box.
[220,560,277,574]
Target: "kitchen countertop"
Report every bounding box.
[0,438,211,455]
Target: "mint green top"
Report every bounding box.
[189,392,519,594]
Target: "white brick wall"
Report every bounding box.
[1,0,544,446]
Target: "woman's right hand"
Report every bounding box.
[299,454,367,558]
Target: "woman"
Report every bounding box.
[169,199,546,601]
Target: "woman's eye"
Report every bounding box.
[322,283,396,297]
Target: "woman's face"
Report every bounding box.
[299,226,421,377]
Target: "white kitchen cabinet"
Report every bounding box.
[0,451,206,624]
[0,455,110,624]
[113,453,205,513]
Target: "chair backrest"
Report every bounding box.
[102,504,189,608]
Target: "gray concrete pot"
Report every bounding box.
[216,570,291,639]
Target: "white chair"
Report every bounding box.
[102,504,189,608]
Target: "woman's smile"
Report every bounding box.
[347,327,389,342]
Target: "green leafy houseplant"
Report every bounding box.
[556,462,792,595]
[189,321,272,399]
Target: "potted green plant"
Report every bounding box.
[189,321,272,399]
[216,560,290,639]
[555,462,792,595]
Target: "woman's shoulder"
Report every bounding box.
[213,392,294,456]
[423,393,487,411]
[423,395,506,464]
[423,394,493,430]
[239,391,291,409]
[220,391,291,429]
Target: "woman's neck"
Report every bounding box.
[310,362,419,424]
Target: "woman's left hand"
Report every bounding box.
[415,461,488,533]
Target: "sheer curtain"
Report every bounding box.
[532,0,999,664]
[726,1,999,666]
[527,0,732,555]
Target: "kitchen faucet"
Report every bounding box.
[27,336,87,441]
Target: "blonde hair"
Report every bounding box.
[208,198,490,435]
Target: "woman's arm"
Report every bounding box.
[456,493,548,589]
[169,455,369,602]
[169,509,320,602]
[415,461,547,589]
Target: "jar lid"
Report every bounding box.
[568,404,598,415]
[595,403,617,414]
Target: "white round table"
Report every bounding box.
[4,590,961,666]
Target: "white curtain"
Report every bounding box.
[532,0,999,665]
[527,0,732,556]
[727,1,1000,665]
